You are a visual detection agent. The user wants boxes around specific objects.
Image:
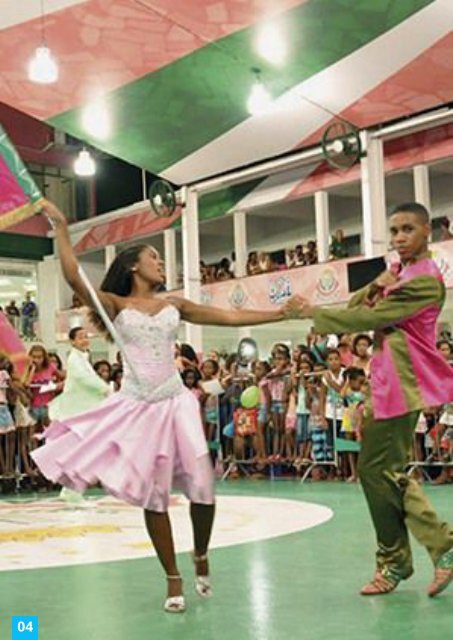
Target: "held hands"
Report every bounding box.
[282,295,314,320]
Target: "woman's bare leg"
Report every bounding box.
[143,510,182,597]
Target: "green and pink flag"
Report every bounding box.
[0,125,41,373]
[0,124,44,231]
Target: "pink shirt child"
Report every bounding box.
[30,363,57,408]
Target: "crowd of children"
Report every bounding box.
[0,327,452,493]
[177,332,453,483]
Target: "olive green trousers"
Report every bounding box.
[358,409,453,579]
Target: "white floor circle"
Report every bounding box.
[0,495,333,571]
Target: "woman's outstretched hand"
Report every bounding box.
[40,199,67,227]
[283,295,314,320]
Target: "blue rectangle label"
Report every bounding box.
[12,616,38,640]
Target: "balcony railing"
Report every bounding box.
[55,239,453,341]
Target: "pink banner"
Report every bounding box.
[198,261,350,311]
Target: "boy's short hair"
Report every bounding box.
[326,348,341,359]
[346,367,366,381]
[68,326,83,342]
[436,339,452,353]
[390,202,430,224]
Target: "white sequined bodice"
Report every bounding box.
[113,305,184,403]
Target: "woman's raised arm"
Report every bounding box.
[41,200,118,318]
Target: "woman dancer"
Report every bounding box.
[32,200,296,613]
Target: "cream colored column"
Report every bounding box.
[233,210,247,278]
[315,191,330,263]
[164,228,177,291]
[413,164,431,210]
[360,131,387,257]
[37,256,62,350]
[233,210,251,339]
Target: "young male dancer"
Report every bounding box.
[290,202,453,597]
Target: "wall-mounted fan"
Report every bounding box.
[321,121,362,170]
[149,179,178,217]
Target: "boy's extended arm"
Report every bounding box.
[313,276,443,335]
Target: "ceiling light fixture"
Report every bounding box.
[256,22,287,66]
[74,148,96,177]
[82,99,112,140]
[28,0,59,84]
[247,68,272,116]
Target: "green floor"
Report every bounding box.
[1,481,451,640]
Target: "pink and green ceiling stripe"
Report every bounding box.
[0,0,303,120]
[162,0,450,185]
[46,0,436,183]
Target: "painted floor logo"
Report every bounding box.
[0,495,332,571]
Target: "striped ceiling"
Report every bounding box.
[0,0,452,189]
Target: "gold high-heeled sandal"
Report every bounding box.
[164,575,185,613]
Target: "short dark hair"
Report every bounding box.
[436,340,452,353]
[346,367,366,381]
[390,202,430,224]
[271,343,291,359]
[326,348,341,359]
[68,326,84,342]
[202,358,220,374]
[94,359,112,374]
[352,333,373,354]
[181,367,202,385]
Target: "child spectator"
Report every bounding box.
[26,345,64,444]
[352,334,373,377]
[111,368,123,392]
[341,367,367,482]
[254,360,271,462]
[294,244,305,267]
[338,333,353,368]
[181,367,203,402]
[294,359,313,465]
[285,387,297,461]
[10,363,36,477]
[0,356,16,477]
[48,352,64,373]
[247,252,261,276]
[94,360,112,384]
[200,359,221,463]
[323,349,346,461]
[304,241,318,265]
[268,344,291,461]
[306,374,328,467]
